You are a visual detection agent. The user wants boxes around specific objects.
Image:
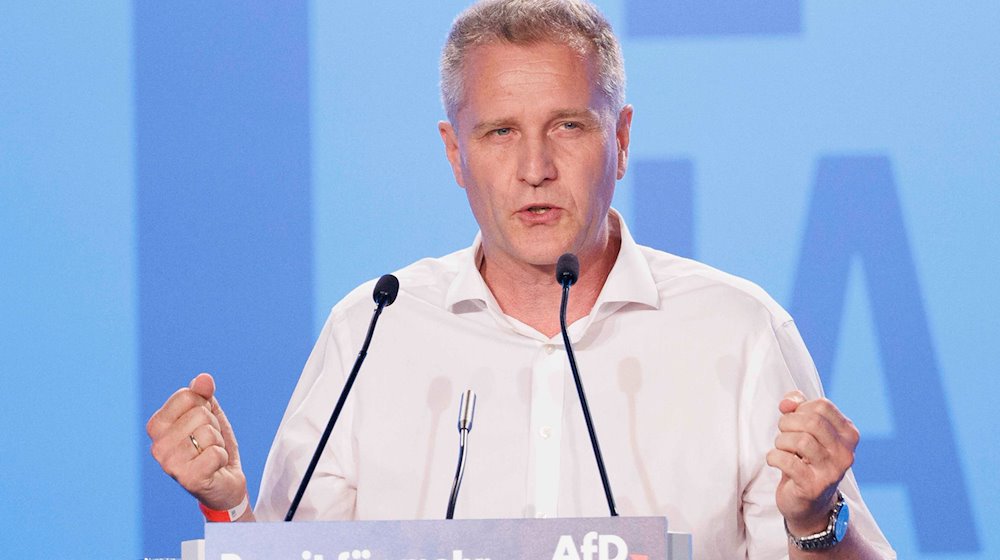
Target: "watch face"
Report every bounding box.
[834,501,851,542]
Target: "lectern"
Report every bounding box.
[180,517,691,559]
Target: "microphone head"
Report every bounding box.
[457,389,477,432]
[556,253,580,287]
[373,274,400,306]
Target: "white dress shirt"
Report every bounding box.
[255,214,895,560]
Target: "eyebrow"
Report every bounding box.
[550,108,600,122]
[471,119,513,135]
[470,108,602,135]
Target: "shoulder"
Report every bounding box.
[634,244,824,393]
[637,244,793,329]
[324,246,472,324]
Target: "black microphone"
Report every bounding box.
[445,389,477,519]
[555,253,618,517]
[285,274,400,521]
[557,252,579,286]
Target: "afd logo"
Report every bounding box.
[551,532,647,560]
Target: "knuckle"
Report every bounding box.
[145,415,159,437]
[777,415,793,432]
[172,390,197,409]
[208,426,224,446]
[212,445,230,464]
[766,449,780,467]
[795,433,812,449]
[150,441,163,461]
[804,415,823,433]
[192,405,213,423]
[839,449,856,470]
[847,421,861,443]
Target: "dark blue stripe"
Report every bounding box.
[632,158,695,258]
[626,0,801,37]
[135,2,312,554]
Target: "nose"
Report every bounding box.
[517,134,556,187]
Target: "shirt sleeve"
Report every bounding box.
[740,318,897,559]
[254,308,360,521]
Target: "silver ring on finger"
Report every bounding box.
[189,434,202,454]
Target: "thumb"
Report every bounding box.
[779,390,806,414]
[188,372,216,400]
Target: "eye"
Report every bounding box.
[562,122,579,129]
[493,127,512,136]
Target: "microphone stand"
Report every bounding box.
[284,274,399,521]
[557,253,618,517]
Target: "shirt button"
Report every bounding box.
[544,344,556,354]
[539,426,552,439]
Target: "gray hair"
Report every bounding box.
[440,0,626,122]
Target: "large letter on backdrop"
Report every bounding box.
[790,156,978,552]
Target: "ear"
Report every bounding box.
[438,120,466,188]
[615,105,633,180]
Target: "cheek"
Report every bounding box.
[458,171,497,218]
[462,152,510,198]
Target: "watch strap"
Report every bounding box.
[785,491,849,551]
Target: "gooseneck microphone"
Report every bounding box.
[556,253,618,517]
[284,274,400,521]
[445,389,477,519]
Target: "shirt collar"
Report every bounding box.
[594,209,660,311]
[444,209,660,314]
[444,231,493,314]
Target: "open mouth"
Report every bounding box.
[527,206,552,214]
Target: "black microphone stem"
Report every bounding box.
[560,280,619,517]
[285,296,389,521]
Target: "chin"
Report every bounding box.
[516,245,571,268]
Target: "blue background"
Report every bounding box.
[1,1,997,557]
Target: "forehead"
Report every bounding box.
[456,41,603,122]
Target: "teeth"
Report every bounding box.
[529,207,550,214]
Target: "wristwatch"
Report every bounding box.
[785,491,850,551]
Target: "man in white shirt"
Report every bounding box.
[147,1,896,558]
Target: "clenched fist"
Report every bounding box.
[146,373,251,518]
[767,390,859,536]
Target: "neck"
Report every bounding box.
[479,216,622,338]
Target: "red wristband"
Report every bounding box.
[199,494,249,522]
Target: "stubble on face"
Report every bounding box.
[446,41,622,279]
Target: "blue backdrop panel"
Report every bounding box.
[0,2,137,557]
[134,2,312,555]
